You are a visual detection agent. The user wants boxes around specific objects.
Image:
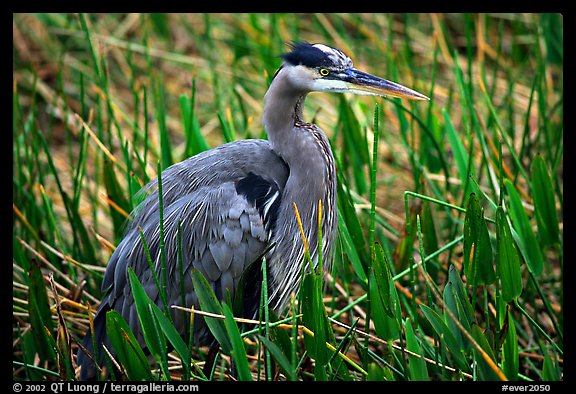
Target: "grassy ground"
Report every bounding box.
[13,13,563,381]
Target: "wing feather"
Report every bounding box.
[96,140,288,346]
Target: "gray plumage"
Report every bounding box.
[77,42,428,380]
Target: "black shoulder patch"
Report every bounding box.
[236,172,281,232]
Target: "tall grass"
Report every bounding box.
[13,13,563,381]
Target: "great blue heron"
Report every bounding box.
[77,42,429,379]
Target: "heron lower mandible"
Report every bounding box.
[77,42,429,379]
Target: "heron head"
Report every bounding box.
[279,42,429,101]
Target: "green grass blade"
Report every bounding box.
[531,154,560,248]
[312,275,329,380]
[463,193,495,285]
[12,361,60,379]
[504,179,544,276]
[154,73,174,170]
[443,265,475,352]
[300,272,329,380]
[540,13,563,65]
[336,164,369,271]
[326,320,354,381]
[72,125,89,212]
[149,304,194,379]
[470,324,500,380]
[78,13,103,82]
[370,242,393,318]
[175,220,189,348]
[479,82,530,183]
[334,159,364,233]
[501,309,519,380]
[367,363,386,381]
[147,304,170,379]
[190,268,232,354]
[337,217,367,283]
[137,227,165,311]
[258,334,297,381]
[337,96,370,195]
[448,264,476,325]
[127,268,166,362]
[258,256,272,380]
[149,13,171,39]
[404,318,428,380]
[222,304,253,381]
[369,278,398,343]
[27,261,55,361]
[542,348,561,381]
[156,162,172,321]
[267,313,294,371]
[105,309,153,380]
[102,159,130,241]
[419,304,468,371]
[36,128,95,265]
[442,108,478,197]
[420,200,439,261]
[495,207,523,302]
[179,81,210,158]
[216,110,236,143]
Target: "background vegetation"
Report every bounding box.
[13,13,563,381]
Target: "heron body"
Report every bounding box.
[77,42,428,380]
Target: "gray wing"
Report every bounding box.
[99,139,288,345]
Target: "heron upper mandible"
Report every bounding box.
[77,42,429,379]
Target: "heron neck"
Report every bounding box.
[262,69,308,159]
[261,68,337,312]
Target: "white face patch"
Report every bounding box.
[310,78,350,93]
[312,44,353,69]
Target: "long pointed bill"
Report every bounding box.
[338,68,429,100]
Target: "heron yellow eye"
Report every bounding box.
[319,68,330,76]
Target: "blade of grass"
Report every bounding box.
[156,162,171,321]
[300,272,328,381]
[502,308,519,380]
[180,79,210,158]
[542,347,561,381]
[258,334,297,381]
[404,318,428,380]
[463,193,495,285]
[105,309,153,380]
[27,260,55,361]
[338,96,370,195]
[470,324,500,380]
[417,261,508,380]
[190,269,232,355]
[222,304,253,381]
[337,217,367,283]
[530,154,560,249]
[504,179,544,276]
[363,104,379,377]
[258,256,272,380]
[419,304,469,371]
[154,74,174,170]
[478,78,530,183]
[37,128,95,267]
[495,207,523,303]
[103,159,131,241]
[127,268,167,373]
